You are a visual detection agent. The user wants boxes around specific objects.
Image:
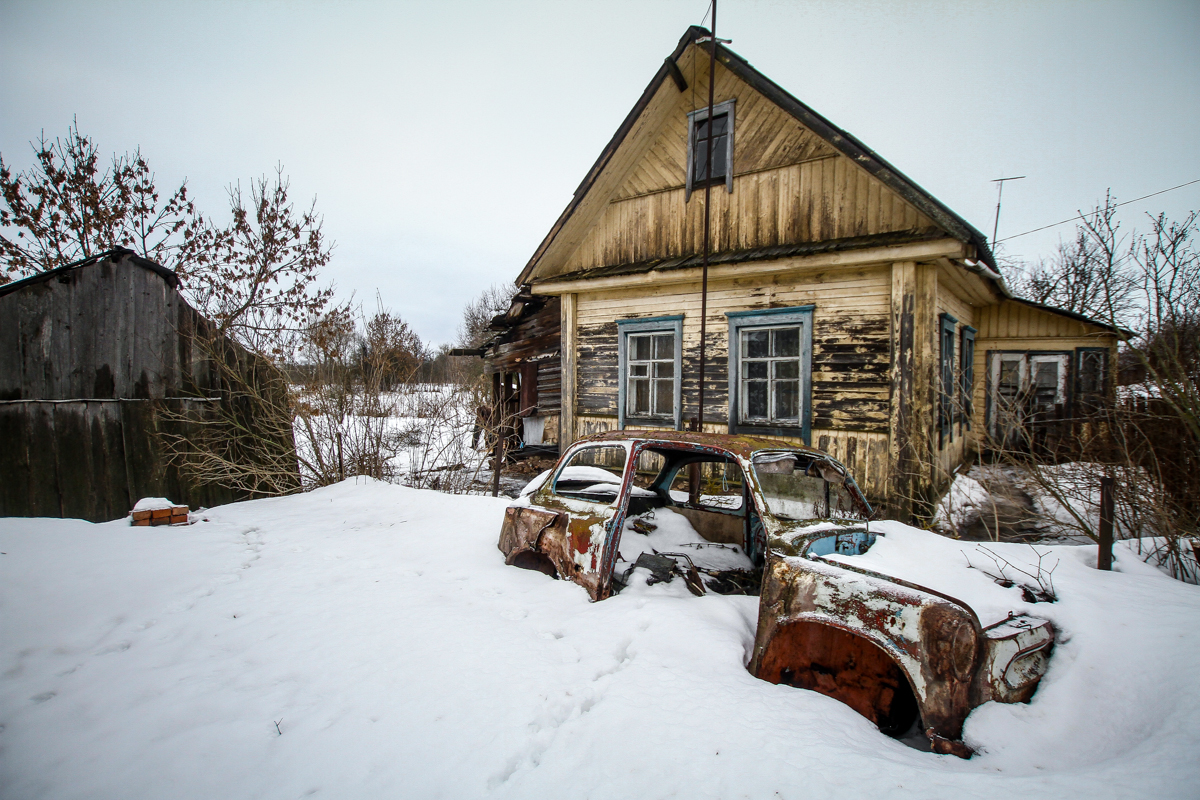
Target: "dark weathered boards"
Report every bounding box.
[0,249,293,521]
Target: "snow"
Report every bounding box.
[618,508,754,573]
[130,497,176,512]
[932,473,991,535]
[3,481,1199,799]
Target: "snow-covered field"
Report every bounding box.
[3,480,1199,799]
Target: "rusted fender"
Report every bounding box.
[750,552,981,746]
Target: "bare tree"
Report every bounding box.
[1011,192,1137,326]
[990,196,1199,579]
[457,283,518,348]
[180,166,335,359]
[1,123,336,361]
[0,120,202,280]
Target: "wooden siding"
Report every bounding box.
[612,48,838,201]
[574,262,893,436]
[0,255,293,520]
[539,52,937,279]
[975,300,1111,340]
[0,398,238,521]
[0,259,213,401]
[486,297,561,374]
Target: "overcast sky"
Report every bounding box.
[2,0,1197,345]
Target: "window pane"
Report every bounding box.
[654,334,674,359]
[633,379,650,414]
[654,380,674,415]
[630,363,648,377]
[669,459,744,511]
[654,360,674,379]
[631,335,651,360]
[999,361,1020,393]
[694,139,710,181]
[746,361,768,379]
[774,360,799,380]
[709,113,728,136]
[744,329,769,358]
[711,134,727,177]
[1078,351,1104,398]
[775,380,800,420]
[773,327,799,357]
[746,381,768,417]
[1034,361,1058,389]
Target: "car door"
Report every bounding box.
[533,442,633,600]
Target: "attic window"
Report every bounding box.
[686,99,735,200]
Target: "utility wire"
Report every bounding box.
[997,178,1200,243]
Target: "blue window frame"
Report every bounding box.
[939,313,957,448]
[726,306,814,443]
[617,315,683,431]
[960,326,976,430]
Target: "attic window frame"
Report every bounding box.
[685,99,736,201]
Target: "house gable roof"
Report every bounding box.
[517,26,996,286]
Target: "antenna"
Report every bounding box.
[991,175,1026,248]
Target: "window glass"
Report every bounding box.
[739,325,802,424]
[752,452,865,521]
[668,459,745,511]
[627,331,675,418]
[997,357,1022,405]
[960,328,975,426]
[693,112,729,182]
[1030,354,1068,414]
[552,446,627,503]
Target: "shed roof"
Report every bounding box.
[0,247,178,299]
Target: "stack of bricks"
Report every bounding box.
[132,505,190,526]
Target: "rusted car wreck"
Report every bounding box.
[498,431,1053,757]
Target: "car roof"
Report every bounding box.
[572,429,828,461]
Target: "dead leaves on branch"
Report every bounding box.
[1,123,334,360]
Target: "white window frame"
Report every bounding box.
[685,99,735,201]
[726,306,814,443]
[617,315,683,430]
[986,350,1071,437]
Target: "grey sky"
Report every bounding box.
[2,0,1197,345]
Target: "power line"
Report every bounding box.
[996,178,1200,244]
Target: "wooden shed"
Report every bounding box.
[0,248,297,521]
[487,27,1120,518]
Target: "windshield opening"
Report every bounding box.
[752,451,868,522]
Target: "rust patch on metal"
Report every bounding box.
[758,619,918,735]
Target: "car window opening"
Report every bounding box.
[614,446,764,596]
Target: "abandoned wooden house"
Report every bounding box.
[0,248,297,521]
[481,26,1121,517]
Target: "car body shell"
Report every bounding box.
[498,430,1054,756]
